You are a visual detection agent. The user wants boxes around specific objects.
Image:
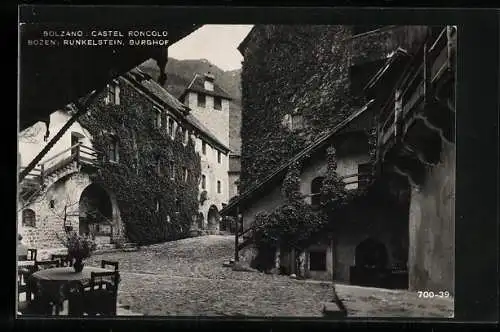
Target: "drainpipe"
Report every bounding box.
[19,91,98,182]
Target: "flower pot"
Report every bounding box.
[73,259,84,273]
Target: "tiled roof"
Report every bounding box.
[181,73,233,100]
[220,99,375,217]
[125,68,231,153]
[127,68,189,114]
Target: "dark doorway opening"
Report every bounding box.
[79,184,113,236]
[252,243,276,272]
[350,238,390,288]
[207,205,219,231]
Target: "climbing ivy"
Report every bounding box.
[79,79,201,245]
[240,25,367,191]
[253,162,328,257]
[320,146,350,212]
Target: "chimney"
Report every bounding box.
[204,72,215,82]
[204,72,215,91]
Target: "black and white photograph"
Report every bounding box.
[18,12,457,319]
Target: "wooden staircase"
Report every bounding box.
[19,143,101,204]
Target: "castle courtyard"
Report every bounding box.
[84,235,453,318]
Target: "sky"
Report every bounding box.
[168,25,254,71]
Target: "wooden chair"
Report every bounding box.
[34,260,60,271]
[68,271,120,317]
[27,249,37,261]
[19,284,59,316]
[17,265,48,316]
[17,266,35,302]
[101,260,119,271]
[51,254,73,267]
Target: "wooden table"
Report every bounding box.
[18,260,35,267]
[29,266,111,315]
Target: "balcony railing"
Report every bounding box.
[377,26,454,153]
[20,143,101,189]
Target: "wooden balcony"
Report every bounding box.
[19,143,101,195]
[372,26,456,186]
[377,26,456,164]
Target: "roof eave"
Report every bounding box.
[220,100,375,217]
[363,48,410,95]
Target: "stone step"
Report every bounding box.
[122,243,139,248]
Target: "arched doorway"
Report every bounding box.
[355,238,388,268]
[79,184,113,236]
[350,238,390,287]
[207,205,220,231]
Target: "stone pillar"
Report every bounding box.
[298,251,306,277]
[275,246,281,269]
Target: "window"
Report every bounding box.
[202,142,207,155]
[155,200,160,213]
[155,157,162,176]
[22,209,36,227]
[105,82,120,105]
[197,94,206,108]
[217,151,222,164]
[217,180,222,194]
[204,80,214,91]
[282,113,304,131]
[181,128,188,145]
[153,107,162,129]
[309,250,327,271]
[201,174,206,189]
[291,114,304,130]
[310,177,325,207]
[169,161,175,180]
[168,118,175,139]
[107,136,119,162]
[214,97,222,110]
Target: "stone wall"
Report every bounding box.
[194,135,229,230]
[187,91,230,147]
[408,141,455,295]
[18,171,125,254]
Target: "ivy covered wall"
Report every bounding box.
[79,78,201,245]
[239,25,367,191]
[239,25,430,191]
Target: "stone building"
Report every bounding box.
[180,73,233,232]
[222,25,456,294]
[18,67,229,257]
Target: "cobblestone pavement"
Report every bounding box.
[86,235,454,317]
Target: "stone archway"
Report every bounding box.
[355,238,388,269]
[79,183,115,240]
[207,205,220,233]
[350,238,390,288]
